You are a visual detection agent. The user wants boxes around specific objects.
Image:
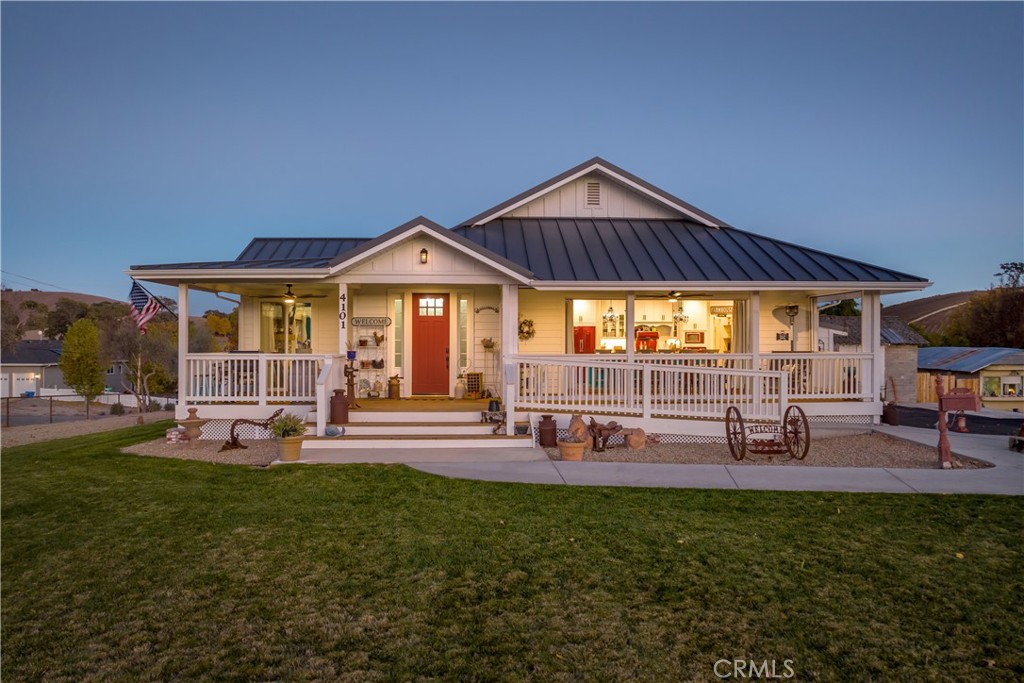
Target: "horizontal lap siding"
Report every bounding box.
[518,290,566,355]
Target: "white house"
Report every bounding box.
[129,158,931,448]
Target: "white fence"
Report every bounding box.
[511,355,788,422]
[38,388,177,409]
[184,354,327,405]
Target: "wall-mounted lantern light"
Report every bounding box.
[420,248,429,264]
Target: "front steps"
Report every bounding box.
[303,408,533,451]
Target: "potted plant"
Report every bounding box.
[270,412,306,461]
[556,434,586,461]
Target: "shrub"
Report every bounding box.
[147,399,163,412]
[110,403,126,416]
[269,413,306,438]
[163,401,175,411]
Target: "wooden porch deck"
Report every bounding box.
[352,398,491,412]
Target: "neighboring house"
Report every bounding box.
[0,340,131,398]
[818,315,928,404]
[1,340,63,397]
[129,157,931,442]
[917,347,1024,411]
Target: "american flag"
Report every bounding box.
[128,281,161,334]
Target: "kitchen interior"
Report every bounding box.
[570,297,734,354]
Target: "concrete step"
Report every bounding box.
[335,422,499,436]
[308,410,488,424]
[302,434,532,450]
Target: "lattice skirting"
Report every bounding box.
[808,414,873,424]
[192,420,274,441]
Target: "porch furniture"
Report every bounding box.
[725,405,810,461]
[219,408,285,451]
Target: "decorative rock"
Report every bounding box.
[568,414,590,447]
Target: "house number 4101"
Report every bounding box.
[338,293,346,329]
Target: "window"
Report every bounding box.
[458,297,469,371]
[260,302,313,353]
[393,298,404,368]
[418,296,444,316]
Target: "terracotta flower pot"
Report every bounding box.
[557,440,585,461]
[276,435,304,462]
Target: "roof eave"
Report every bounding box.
[527,280,933,292]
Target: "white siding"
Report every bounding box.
[345,236,501,278]
[758,291,812,353]
[506,173,682,220]
[518,290,568,355]
[236,293,340,354]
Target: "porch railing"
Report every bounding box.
[569,353,754,370]
[185,354,328,405]
[758,353,872,400]
[510,355,788,422]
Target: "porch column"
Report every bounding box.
[177,284,189,413]
[625,292,635,363]
[862,291,883,416]
[500,285,518,436]
[749,292,761,367]
[337,283,349,353]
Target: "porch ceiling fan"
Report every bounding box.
[260,284,327,303]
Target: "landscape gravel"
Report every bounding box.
[1,411,176,448]
[125,438,278,467]
[545,432,988,469]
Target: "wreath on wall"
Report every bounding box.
[518,319,536,342]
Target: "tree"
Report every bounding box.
[104,317,177,415]
[819,299,861,316]
[1,300,24,354]
[46,298,89,339]
[60,319,105,408]
[944,262,1024,348]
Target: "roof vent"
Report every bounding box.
[585,180,601,207]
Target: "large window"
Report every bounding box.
[260,302,313,353]
[458,297,469,371]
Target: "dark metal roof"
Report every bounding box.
[1,340,62,366]
[458,157,730,228]
[918,347,1024,373]
[131,257,336,271]
[237,238,370,261]
[819,315,929,346]
[452,219,929,284]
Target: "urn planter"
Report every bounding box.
[557,440,585,461]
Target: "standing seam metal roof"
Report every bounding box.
[918,347,1024,373]
[452,219,928,283]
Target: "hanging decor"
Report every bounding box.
[518,318,536,341]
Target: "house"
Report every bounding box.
[917,347,1024,411]
[1,339,131,398]
[818,315,928,405]
[128,157,931,446]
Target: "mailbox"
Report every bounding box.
[940,387,981,413]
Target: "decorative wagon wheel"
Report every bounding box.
[725,406,747,461]
[783,405,811,460]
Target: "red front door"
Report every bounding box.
[412,293,450,394]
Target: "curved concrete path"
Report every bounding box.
[406,426,1023,495]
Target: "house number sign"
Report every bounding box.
[351,317,392,327]
[338,293,347,329]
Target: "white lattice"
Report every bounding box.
[194,420,274,441]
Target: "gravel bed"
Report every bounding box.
[125,438,279,467]
[545,432,990,469]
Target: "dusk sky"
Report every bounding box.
[2,2,1022,313]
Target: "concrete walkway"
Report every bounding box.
[401,425,1023,495]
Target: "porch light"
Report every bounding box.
[420,248,429,264]
[602,306,617,321]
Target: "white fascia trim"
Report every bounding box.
[126,268,330,281]
[472,163,720,228]
[327,224,532,284]
[527,280,933,293]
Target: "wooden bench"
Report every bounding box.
[219,408,285,451]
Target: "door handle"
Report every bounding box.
[445,347,449,369]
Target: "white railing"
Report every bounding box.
[314,355,347,436]
[511,355,788,422]
[572,353,755,370]
[185,354,327,405]
[758,353,871,400]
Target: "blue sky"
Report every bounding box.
[2,2,1022,313]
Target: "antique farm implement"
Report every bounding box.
[725,405,810,461]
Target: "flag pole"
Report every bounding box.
[131,278,179,320]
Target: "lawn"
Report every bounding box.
[2,424,1022,681]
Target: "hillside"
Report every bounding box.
[1,289,123,310]
[882,291,982,336]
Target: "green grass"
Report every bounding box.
[2,424,1022,682]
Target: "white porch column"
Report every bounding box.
[749,292,761,367]
[337,283,349,353]
[862,291,883,416]
[625,292,635,363]
[177,284,189,414]
[500,285,518,436]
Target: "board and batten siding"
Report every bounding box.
[505,173,682,220]
[345,236,502,278]
[517,290,568,355]
[471,288,501,390]
[236,294,340,354]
